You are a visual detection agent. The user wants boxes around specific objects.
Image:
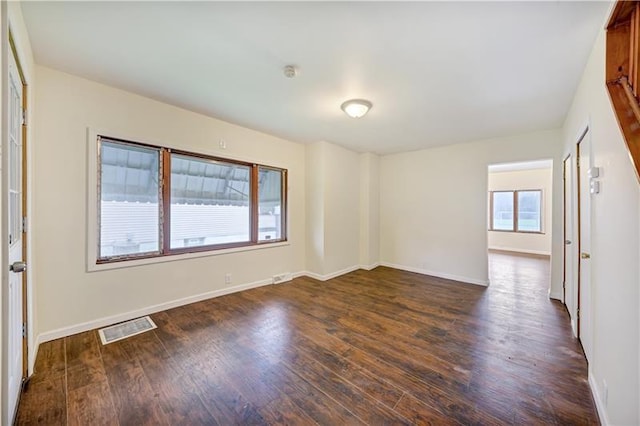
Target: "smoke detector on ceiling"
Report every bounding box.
[283,65,298,78]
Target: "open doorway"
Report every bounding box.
[487,159,553,296]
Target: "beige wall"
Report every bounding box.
[305,141,325,275]
[33,66,307,338]
[379,129,563,292]
[488,167,553,255]
[323,142,360,274]
[359,152,380,268]
[305,141,362,277]
[562,25,640,425]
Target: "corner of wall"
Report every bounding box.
[359,152,380,268]
[304,141,326,276]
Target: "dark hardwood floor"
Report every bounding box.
[16,251,598,425]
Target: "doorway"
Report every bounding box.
[487,159,553,255]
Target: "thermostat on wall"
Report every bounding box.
[588,167,600,179]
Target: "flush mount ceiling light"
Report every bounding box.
[341,99,372,118]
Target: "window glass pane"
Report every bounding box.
[258,167,283,241]
[517,191,542,232]
[492,191,514,231]
[170,154,250,248]
[99,140,160,258]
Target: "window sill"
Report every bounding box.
[488,230,545,235]
[87,241,290,272]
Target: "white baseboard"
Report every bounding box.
[548,291,563,301]
[488,246,551,256]
[359,262,380,271]
[302,265,361,282]
[37,277,273,344]
[589,369,610,425]
[379,262,489,286]
[28,338,38,375]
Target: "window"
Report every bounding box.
[99,140,161,258]
[489,190,542,233]
[170,154,251,249]
[97,136,287,263]
[491,191,514,231]
[517,190,542,232]
[258,167,284,242]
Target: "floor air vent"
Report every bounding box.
[98,316,157,345]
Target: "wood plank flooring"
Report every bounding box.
[16,252,598,425]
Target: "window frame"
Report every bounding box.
[489,189,543,234]
[95,135,288,264]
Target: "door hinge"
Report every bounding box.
[22,323,26,338]
[21,108,26,126]
[576,308,580,319]
[22,216,27,234]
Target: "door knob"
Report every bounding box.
[565,240,572,245]
[581,252,591,259]
[10,261,26,273]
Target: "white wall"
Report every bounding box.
[359,152,380,268]
[305,141,324,275]
[488,167,553,255]
[33,66,306,339]
[562,26,640,425]
[305,141,362,278]
[323,142,360,274]
[380,129,563,293]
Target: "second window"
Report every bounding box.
[489,190,542,233]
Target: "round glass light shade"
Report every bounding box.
[341,99,372,118]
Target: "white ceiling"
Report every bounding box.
[21,1,610,154]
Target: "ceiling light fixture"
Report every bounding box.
[341,99,372,118]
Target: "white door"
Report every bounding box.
[6,46,25,424]
[577,129,592,362]
[563,155,576,331]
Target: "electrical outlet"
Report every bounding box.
[603,380,608,406]
[225,273,232,285]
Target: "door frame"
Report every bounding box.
[562,153,570,305]
[2,16,30,421]
[575,126,589,343]
[9,31,28,379]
